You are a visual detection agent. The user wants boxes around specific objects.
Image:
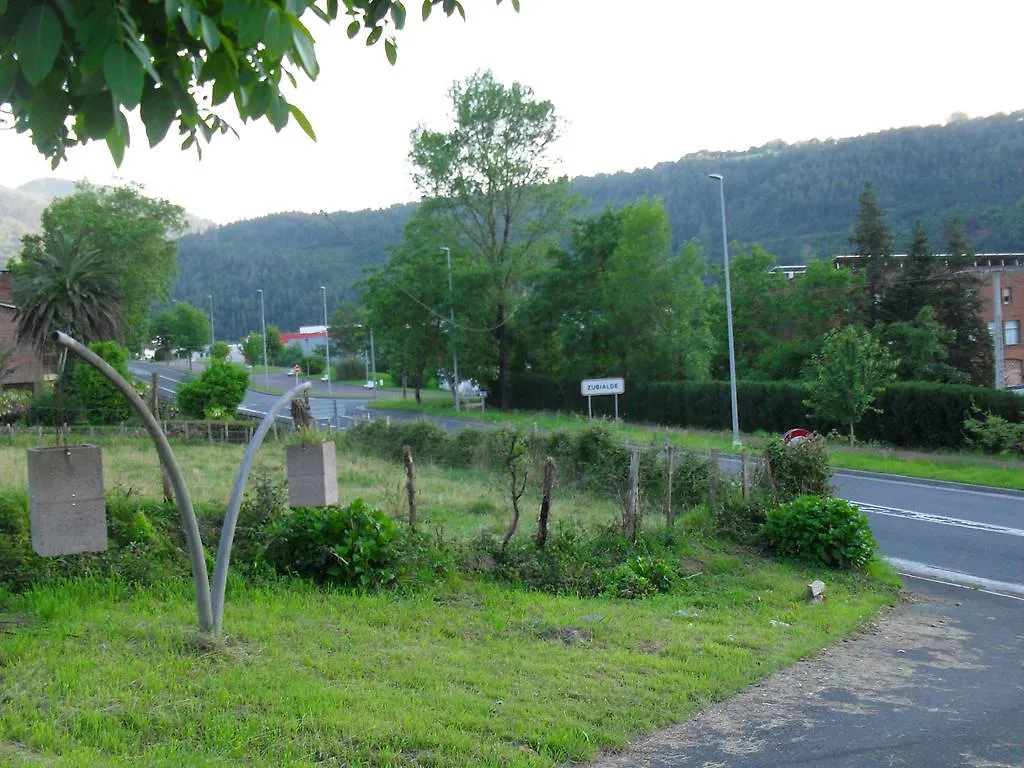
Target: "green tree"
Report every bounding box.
[849,180,893,325]
[936,216,992,384]
[35,183,185,350]
[328,300,369,357]
[805,325,897,445]
[74,341,132,424]
[876,306,967,384]
[176,359,249,420]
[264,325,284,365]
[150,301,210,369]
[883,220,935,323]
[410,71,576,407]
[210,341,229,361]
[11,228,123,348]
[724,244,788,377]
[1,1,518,165]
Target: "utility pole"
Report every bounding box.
[994,271,1005,389]
[442,246,460,412]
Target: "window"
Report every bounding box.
[1006,320,1021,346]
[1003,286,1013,306]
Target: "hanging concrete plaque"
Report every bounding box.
[27,445,107,556]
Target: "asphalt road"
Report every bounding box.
[130,361,1024,596]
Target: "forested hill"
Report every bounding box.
[174,111,1024,339]
[174,205,414,340]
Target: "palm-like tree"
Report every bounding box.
[12,229,123,349]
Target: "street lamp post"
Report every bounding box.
[207,294,215,353]
[442,246,460,412]
[256,288,269,391]
[370,326,377,401]
[709,174,741,448]
[321,286,332,397]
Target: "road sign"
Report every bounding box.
[783,428,812,445]
[292,365,301,375]
[580,377,625,396]
[581,377,625,420]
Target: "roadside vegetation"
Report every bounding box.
[0,424,898,766]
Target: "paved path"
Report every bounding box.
[585,579,1024,768]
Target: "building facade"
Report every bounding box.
[0,271,55,388]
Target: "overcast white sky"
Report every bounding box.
[1,0,1021,224]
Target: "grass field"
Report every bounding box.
[0,438,899,766]
[371,400,1024,491]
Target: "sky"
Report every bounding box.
[1,0,1022,224]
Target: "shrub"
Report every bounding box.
[335,357,366,381]
[74,341,133,424]
[714,484,774,543]
[232,471,289,572]
[761,496,877,570]
[345,419,450,464]
[760,436,833,502]
[964,413,1024,456]
[264,499,400,588]
[603,556,676,599]
[0,388,32,424]
[177,360,250,419]
[301,355,326,376]
[210,341,230,361]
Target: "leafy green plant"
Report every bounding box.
[176,359,249,419]
[761,495,877,570]
[74,341,133,424]
[760,435,833,501]
[604,556,676,599]
[964,413,1024,456]
[264,499,400,588]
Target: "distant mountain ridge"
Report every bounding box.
[175,111,1024,340]
[0,179,215,266]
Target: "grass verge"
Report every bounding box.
[370,401,1024,491]
[0,561,895,767]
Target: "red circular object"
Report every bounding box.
[783,428,812,445]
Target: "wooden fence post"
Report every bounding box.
[709,448,720,507]
[537,457,556,548]
[148,370,174,502]
[625,446,641,539]
[742,454,752,502]
[403,444,417,528]
[664,445,676,527]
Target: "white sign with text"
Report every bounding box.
[580,377,625,396]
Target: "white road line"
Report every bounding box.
[837,472,1024,500]
[852,500,1024,538]
[888,558,1024,599]
[898,572,1024,602]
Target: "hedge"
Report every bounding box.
[497,374,1024,449]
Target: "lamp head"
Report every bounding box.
[708,173,723,181]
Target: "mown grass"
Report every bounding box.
[371,401,1024,491]
[0,562,895,767]
[0,436,900,766]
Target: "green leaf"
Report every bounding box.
[221,0,249,24]
[267,91,289,131]
[141,86,176,147]
[263,7,292,59]
[236,3,267,47]
[78,93,116,140]
[105,109,129,166]
[124,37,161,85]
[0,57,17,101]
[0,0,8,14]
[366,26,382,46]
[346,19,360,39]
[421,0,432,20]
[16,5,63,86]
[384,39,396,65]
[164,0,181,22]
[103,45,144,109]
[289,18,319,78]
[199,14,221,51]
[288,103,316,140]
[180,2,199,34]
[246,81,272,119]
[390,1,407,29]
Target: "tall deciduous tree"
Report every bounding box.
[36,183,185,350]
[12,228,123,348]
[1,0,518,165]
[804,325,896,445]
[409,70,576,408]
[151,301,210,369]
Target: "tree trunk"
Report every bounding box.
[664,446,675,527]
[537,457,556,548]
[849,419,856,446]
[624,447,640,539]
[497,302,510,409]
[149,371,174,502]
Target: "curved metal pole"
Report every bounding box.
[211,381,312,635]
[53,332,214,632]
